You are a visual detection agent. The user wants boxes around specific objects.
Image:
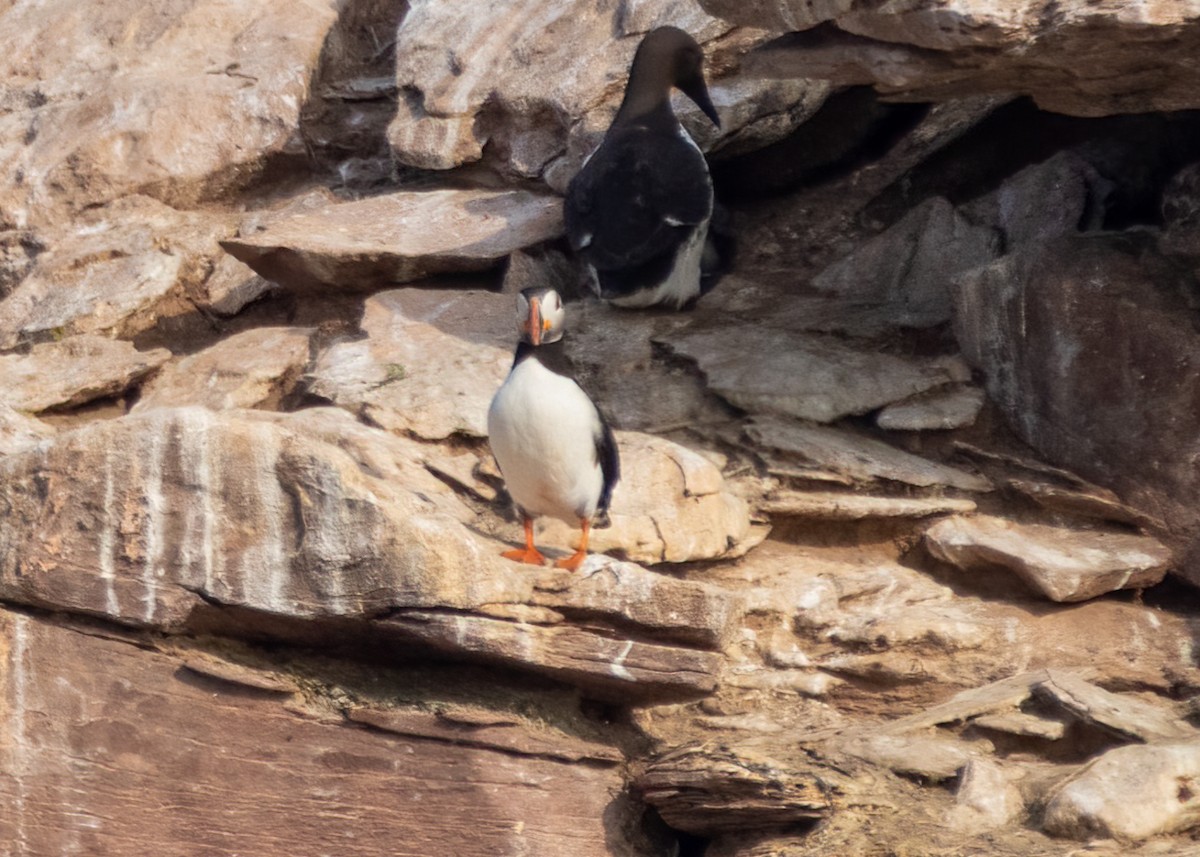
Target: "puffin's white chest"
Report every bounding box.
[487,357,605,524]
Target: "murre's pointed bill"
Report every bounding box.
[487,288,620,571]
[565,27,725,309]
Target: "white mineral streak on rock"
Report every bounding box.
[98,447,120,617]
[140,423,168,623]
[611,640,636,682]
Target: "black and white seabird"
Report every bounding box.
[487,287,620,570]
[565,26,722,309]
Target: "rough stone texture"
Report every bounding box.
[952,234,1200,584]
[222,189,565,293]
[666,326,971,423]
[712,0,1200,117]
[387,0,825,188]
[1044,740,1200,841]
[0,335,170,413]
[538,432,755,564]
[761,490,976,519]
[0,405,54,456]
[811,196,999,327]
[947,759,1026,833]
[746,417,992,492]
[133,326,313,412]
[310,288,512,440]
[876,384,985,431]
[0,0,337,226]
[925,515,1171,602]
[0,196,244,350]
[0,610,637,857]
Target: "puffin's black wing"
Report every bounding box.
[565,125,711,272]
[594,414,620,516]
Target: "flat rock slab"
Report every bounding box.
[1044,739,1200,841]
[746,417,992,492]
[0,334,170,412]
[1034,670,1195,743]
[925,515,1171,602]
[222,189,564,292]
[538,433,756,564]
[664,326,971,423]
[761,490,976,520]
[876,384,985,431]
[133,326,313,412]
[0,611,634,857]
[310,288,512,439]
[386,610,723,703]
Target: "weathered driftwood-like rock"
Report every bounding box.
[925,515,1171,602]
[0,335,170,412]
[222,189,564,292]
[1033,671,1196,744]
[634,745,832,835]
[709,0,1200,118]
[0,0,336,223]
[0,610,637,857]
[761,490,976,520]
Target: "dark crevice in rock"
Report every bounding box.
[866,98,1200,229]
[711,86,931,201]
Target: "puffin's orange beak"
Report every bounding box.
[528,296,542,346]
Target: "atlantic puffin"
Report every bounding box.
[565,26,722,309]
[487,287,620,570]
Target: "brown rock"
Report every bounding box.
[0,610,635,857]
[952,234,1200,585]
[0,196,241,350]
[385,610,723,703]
[133,326,313,412]
[1034,671,1196,743]
[925,515,1171,602]
[720,0,1200,117]
[222,189,565,293]
[387,1,820,187]
[635,744,831,835]
[0,334,170,412]
[761,490,976,520]
[310,288,513,440]
[0,0,336,223]
[538,432,756,564]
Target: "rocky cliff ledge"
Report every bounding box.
[2,1,1200,855]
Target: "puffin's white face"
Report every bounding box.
[517,287,566,346]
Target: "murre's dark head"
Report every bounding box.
[616,26,720,129]
[516,287,566,347]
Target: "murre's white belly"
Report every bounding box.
[607,217,709,309]
[487,358,605,524]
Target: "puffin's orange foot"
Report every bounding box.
[502,547,547,566]
[554,550,587,571]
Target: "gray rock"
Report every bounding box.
[876,385,985,431]
[222,189,564,293]
[1044,740,1200,841]
[746,417,992,492]
[925,515,1171,602]
[952,234,1200,586]
[0,335,170,412]
[666,326,972,423]
[812,197,998,328]
[0,404,55,456]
